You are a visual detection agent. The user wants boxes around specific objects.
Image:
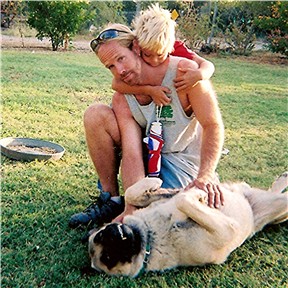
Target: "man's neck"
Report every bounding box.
[140,57,170,86]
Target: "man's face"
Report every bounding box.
[98,41,141,86]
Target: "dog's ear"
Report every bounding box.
[94,230,104,244]
[82,228,98,244]
[80,265,99,277]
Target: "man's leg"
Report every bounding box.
[84,103,121,196]
[69,103,124,229]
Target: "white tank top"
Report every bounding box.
[125,56,202,184]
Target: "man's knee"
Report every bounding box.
[84,103,111,127]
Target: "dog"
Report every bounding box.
[88,173,288,277]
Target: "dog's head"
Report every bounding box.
[88,222,143,277]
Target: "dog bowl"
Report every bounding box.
[0,137,65,161]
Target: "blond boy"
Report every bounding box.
[112,4,215,106]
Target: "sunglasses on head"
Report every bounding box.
[90,29,129,52]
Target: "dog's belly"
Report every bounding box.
[133,189,255,270]
[134,207,224,268]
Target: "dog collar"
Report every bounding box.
[143,242,151,265]
[138,230,152,276]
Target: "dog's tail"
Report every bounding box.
[270,172,288,193]
[244,172,288,234]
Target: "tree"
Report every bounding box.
[255,1,288,56]
[27,1,88,51]
[1,0,18,28]
[81,1,126,35]
[1,0,29,47]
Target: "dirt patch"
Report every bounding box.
[246,54,287,66]
[2,35,287,65]
[224,51,287,66]
[1,35,91,52]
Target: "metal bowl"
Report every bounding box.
[0,137,65,161]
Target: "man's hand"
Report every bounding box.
[185,177,224,208]
[112,203,137,223]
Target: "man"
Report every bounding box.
[69,24,224,228]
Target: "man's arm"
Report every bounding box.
[178,60,224,207]
[188,80,224,208]
[189,80,224,180]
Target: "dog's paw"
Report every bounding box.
[176,188,208,210]
[127,177,162,194]
[125,177,163,206]
[145,177,163,192]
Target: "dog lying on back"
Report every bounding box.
[88,173,288,277]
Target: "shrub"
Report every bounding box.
[223,23,256,56]
[255,2,288,57]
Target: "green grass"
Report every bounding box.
[1,50,287,288]
[212,57,287,187]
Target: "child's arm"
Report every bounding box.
[192,53,215,81]
[112,78,171,106]
[174,54,215,91]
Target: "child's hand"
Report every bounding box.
[174,67,202,91]
[148,86,171,106]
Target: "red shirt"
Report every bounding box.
[171,40,196,60]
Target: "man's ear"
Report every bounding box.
[132,39,141,56]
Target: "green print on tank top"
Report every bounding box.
[159,105,176,126]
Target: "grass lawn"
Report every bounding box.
[1,49,287,288]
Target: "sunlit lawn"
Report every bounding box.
[1,49,287,287]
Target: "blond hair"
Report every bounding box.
[94,23,135,55]
[132,4,176,55]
